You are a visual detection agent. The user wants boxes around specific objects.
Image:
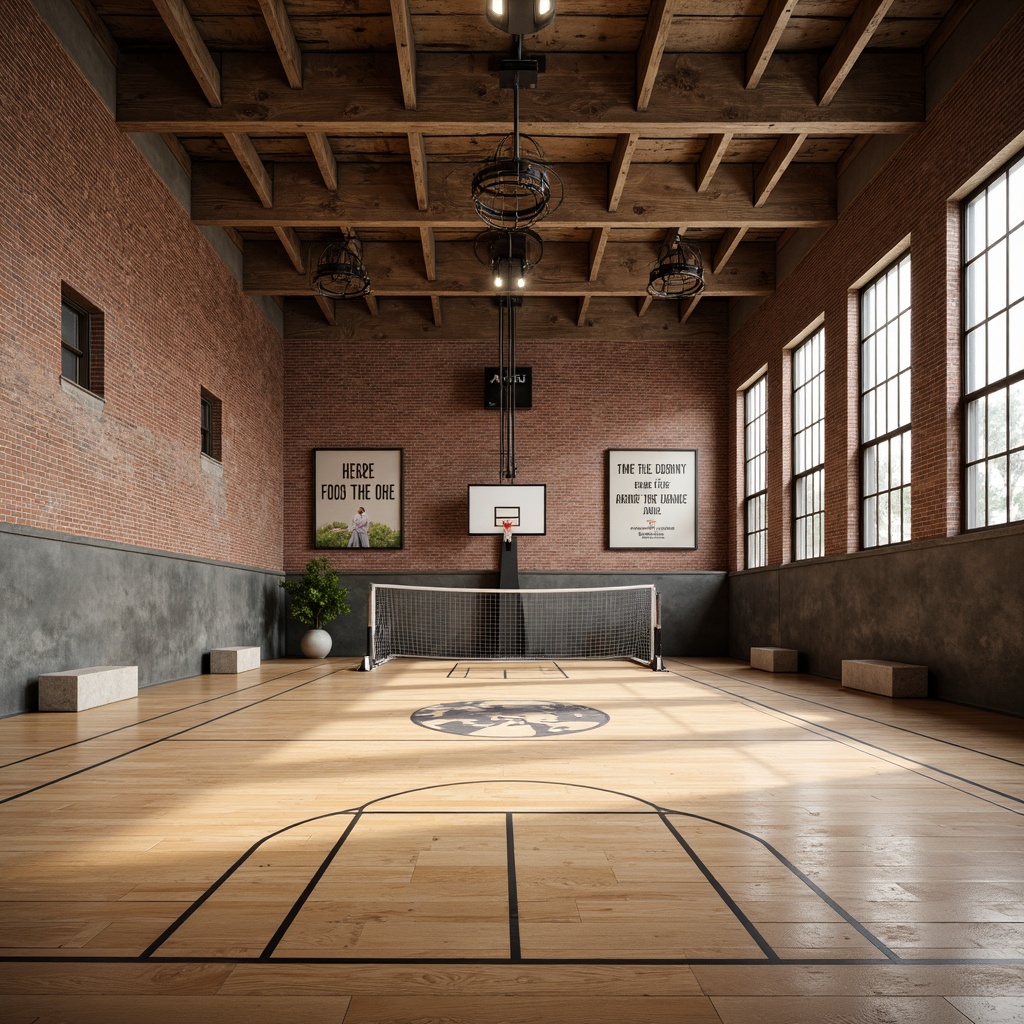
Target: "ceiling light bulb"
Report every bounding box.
[491,0,503,15]
[494,275,503,288]
[538,0,550,14]
[516,276,526,288]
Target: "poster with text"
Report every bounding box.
[314,449,403,549]
[608,449,697,549]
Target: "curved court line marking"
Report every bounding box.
[141,779,899,965]
[670,660,1024,768]
[0,663,335,771]
[670,667,1024,813]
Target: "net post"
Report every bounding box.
[359,584,376,671]
[652,588,666,671]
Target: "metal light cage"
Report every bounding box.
[485,0,556,36]
[471,134,563,231]
[647,234,706,299]
[311,234,372,300]
[475,228,545,290]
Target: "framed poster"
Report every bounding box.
[608,449,697,549]
[314,449,403,549]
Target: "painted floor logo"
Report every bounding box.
[411,700,609,738]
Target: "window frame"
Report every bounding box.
[961,150,1024,531]
[743,374,768,569]
[792,327,825,560]
[61,296,91,391]
[200,388,223,462]
[859,251,912,549]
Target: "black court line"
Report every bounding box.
[669,666,1024,813]
[506,813,521,960]
[674,660,1024,768]
[0,666,351,805]
[0,662,337,770]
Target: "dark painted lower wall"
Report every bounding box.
[284,570,729,662]
[729,524,1024,717]
[0,524,286,718]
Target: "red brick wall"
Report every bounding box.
[727,9,1024,570]
[0,0,284,571]
[284,330,729,574]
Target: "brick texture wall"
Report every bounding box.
[284,330,729,574]
[0,0,284,571]
[727,9,1024,571]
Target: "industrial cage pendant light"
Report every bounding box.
[647,233,706,299]
[311,232,372,300]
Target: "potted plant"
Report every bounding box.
[279,557,351,658]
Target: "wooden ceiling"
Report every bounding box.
[83,0,970,339]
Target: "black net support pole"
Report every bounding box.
[652,590,666,671]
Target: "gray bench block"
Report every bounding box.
[750,647,799,673]
[210,646,261,673]
[841,659,928,698]
[38,666,139,712]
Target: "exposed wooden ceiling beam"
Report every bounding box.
[753,133,806,208]
[608,133,640,213]
[589,228,611,282]
[287,294,728,344]
[696,133,732,193]
[274,226,304,274]
[313,292,336,325]
[430,295,442,327]
[306,133,338,192]
[408,132,429,212]
[420,227,437,282]
[148,0,221,107]
[819,0,898,106]
[636,0,674,112]
[364,294,380,317]
[713,227,747,273]
[193,162,836,231]
[223,132,273,207]
[117,52,923,135]
[576,295,593,328]
[243,240,776,298]
[678,295,702,324]
[257,0,302,89]
[745,0,800,89]
[637,293,655,317]
[390,0,418,110]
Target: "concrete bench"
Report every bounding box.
[841,659,928,698]
[210,646,261,673]
[750,647,799,673]
[38,666,138,712]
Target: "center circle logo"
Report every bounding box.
[411,700,609,738]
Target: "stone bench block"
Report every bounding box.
[210,646,261,673]
[841,659,928,698]
[38,666,139,712]
[750,647,799,673]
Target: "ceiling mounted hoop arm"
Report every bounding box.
[647,233,706,299]
[311,232,372,300]
[474,228,545,292]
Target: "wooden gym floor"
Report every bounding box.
[1,656,1022,1023]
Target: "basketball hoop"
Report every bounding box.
[502,519,514,548]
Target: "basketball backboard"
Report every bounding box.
[468,484,547,535]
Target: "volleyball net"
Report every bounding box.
[363,583,663,670]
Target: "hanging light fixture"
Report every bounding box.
[647,233,706,299]
[310,232,371,300]
[485,0,556,37]
[474,228,544,291]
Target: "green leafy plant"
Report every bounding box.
[315,522,351,548]
[278,557,350,629]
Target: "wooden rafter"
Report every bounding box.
[420,227,437,282]
[364,294,380,317]
[224,133,273,207]
[430,295,442,327]
[257,0,302,89]
[274,227,304,274]
[636,0,675,112]
[820,0,898,106]
[745,0,799,89]
[306,133,338,192]
[390,0,418,110]
[608,133,640,213]
[713,228,746,273]
[753,133,806,208]
[149,0,221,107]
[678,295,701,324]
[696,133,732,193]
[589,228,611,282]
[577,295,593,327]
[637,293,655,317]
[313,292,336,325]
[408,132,429,212]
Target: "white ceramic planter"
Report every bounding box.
[300,628,333,658]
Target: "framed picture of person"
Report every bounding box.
[607,449,697,549]
[313,449,403,549]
